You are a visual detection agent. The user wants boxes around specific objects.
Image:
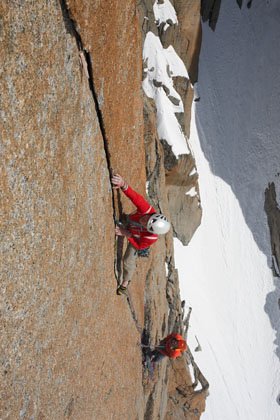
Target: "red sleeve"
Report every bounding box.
[127,236,156,250]
[122,186,155,215]
[169,349,182,359]
[162,347,181,359]
[127,236,142,250]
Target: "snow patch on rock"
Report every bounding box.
[153,0,178,31]
[185,187,197,197]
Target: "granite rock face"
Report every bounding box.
[1,2,144,418]
[1,1,206,418]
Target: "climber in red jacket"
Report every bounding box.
[112,174,171,295]
[150,333,187,363]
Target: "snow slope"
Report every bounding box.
[175,1,280,419]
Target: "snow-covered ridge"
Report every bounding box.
[143,33,188,112]
[142,2,191,158]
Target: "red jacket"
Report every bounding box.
[122,185,158,250]
[158,333,187,359]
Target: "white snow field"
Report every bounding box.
[175,1,280,419]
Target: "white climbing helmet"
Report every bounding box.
[147,214,171,235]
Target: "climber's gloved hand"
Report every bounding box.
[111,174,128,190]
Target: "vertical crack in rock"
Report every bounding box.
[126,291,143,335]
[59,0,117,219]
[59,0,143,336]
[144,389,156,420]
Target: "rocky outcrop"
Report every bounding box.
[236,0,254,9]
[264,182,280,363]
[1,1,206,419]
[165,356,208,419]
[265,183,280,277]
[142,75,206,418]
[200,0,222,30]
[201,0,253,31]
